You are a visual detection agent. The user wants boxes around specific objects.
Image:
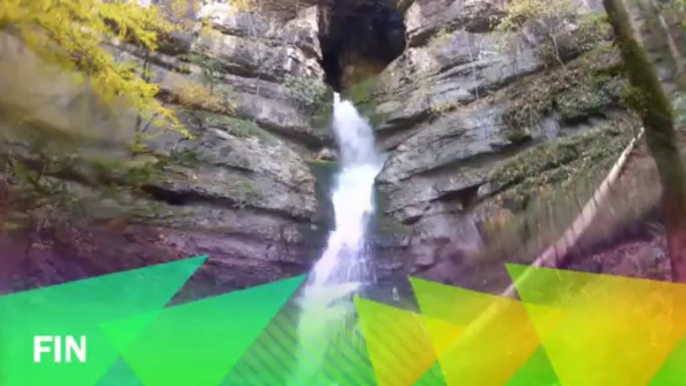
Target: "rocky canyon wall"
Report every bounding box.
[0,2,333,293]
[352,0,640,291]
[0,0,643,295]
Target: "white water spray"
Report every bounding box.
[290,93,382,384]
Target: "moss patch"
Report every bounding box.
[227,176,261,208]
[371,188,410,243]
[310,89,335,131]
[344,76,389,126]
[0,151,175,231]
[491,117,638,210]
[307,160,338,229]
[191,111,274,142]
[504,44,628,133]
[372,212,411,241]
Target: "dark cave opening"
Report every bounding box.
[319,0,406,91]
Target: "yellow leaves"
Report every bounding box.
[231,0,254,12]
[483,207,516,235]
[0,0,28,26]
[0,0,229,139]
[167,72,228,114]
[98,1,171,50]
[497,0,576,32]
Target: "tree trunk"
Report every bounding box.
[603,0,686,281]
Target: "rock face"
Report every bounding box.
[1,0,640,295]
[0,3,335,293]
[318,0,407,89]
[196,5,331,146]
[350,0,636,292]
[135,4,335,290]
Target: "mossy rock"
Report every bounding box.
[346,77,378,105]
[505,126,533,145]
[227,176,262,208]
[1,152,176,231]
[307,160,339,229]
[310,89,335,131]
[370,187,410,244]
[555,73,625,122]
[504,43,629,132]
[191,111,274,142]
[370,212,410,244]
[491,118,637,210]
[343,77,389,126]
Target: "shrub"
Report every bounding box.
[283,75,328,110]
[496,0,611,68]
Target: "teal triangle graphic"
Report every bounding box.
[291,306,375,386]
[97,359,144,386]
[225,296,377,386]
[0,255,206,386]
[302,324,376,386]
[221,300,301,385]
[506,345,560,386]
[106,275,305,386]
[98,312,161,386]
[649,334,686,385]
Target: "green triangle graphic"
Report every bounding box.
[0,255,207,386]
[649,334,686,385]
[414,362,447,386]
[307,324,376,386]
[226,293,377,386]
[97,359,144,386]
[100,311,162,356]
[221,300,301,385]
[97,312,161,386]
[506,345,560,386]
[106,275,305,386]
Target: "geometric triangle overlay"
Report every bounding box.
[96,359,145,386]
[355,296,461,386]
[507,263,686,386]
[505,345,561,386]
[4,255,686,386]
[220,301,302,385]
[101,275,305,386]
[0,255,207,386]
[410,278,563,386]
[649,334,686,385]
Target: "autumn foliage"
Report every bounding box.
[0,0,251,137]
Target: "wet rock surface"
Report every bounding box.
[347,0,637,292]
[0,4,333,293]
[0,0,654,295]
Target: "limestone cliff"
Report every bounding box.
[345,0,640,291]
[0,0,644,295]
[0,3,333,292]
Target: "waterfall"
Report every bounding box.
[290,93,382,384]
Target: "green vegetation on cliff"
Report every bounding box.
[496,0,611,67]
[504,44,628,138]
[345,76,389,126]
[492,117,637,210]
[480,115,641,267]
[191,111,274,142]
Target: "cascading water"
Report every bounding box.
[290,93,383,384]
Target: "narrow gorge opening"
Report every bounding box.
[318,0,406,91]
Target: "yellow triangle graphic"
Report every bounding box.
[519,302,567,347]
[354,297,462,386]
[420,315,464,358]
[410,278,563,386]
[507,264,686,386]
